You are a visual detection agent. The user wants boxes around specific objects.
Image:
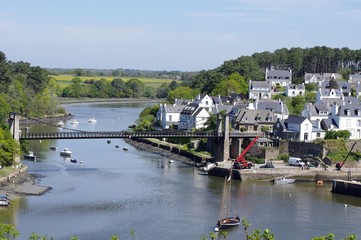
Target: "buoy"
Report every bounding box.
[344,204,348,208]
[316,180,323,185]
[214,227,219,232]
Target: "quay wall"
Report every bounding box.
[331,180,361,197]
[126,138,212,164]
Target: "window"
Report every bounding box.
[347,119,351,127]
[169,115,172,122]
[305,124,309,130]
[358,120,361,127]
[205,101,208,105]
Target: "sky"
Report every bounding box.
[0,0,360,71]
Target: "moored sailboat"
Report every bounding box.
[215,168,240,231]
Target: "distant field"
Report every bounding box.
[49,74,179,89]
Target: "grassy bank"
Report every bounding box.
[59,97,164,105]
[50,74,178,89]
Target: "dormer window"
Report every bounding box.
[346,109,351,116]
[358,110,361,117]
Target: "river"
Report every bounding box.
[2,102,361,240]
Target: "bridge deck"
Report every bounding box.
[20,131,262,140]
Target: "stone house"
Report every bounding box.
[233,108,275,132]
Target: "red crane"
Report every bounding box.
[233,136,260,169]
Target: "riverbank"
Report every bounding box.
[0,165,51,199]
[124,138,361,182]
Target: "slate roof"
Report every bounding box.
[235,109,274,124]
[266,69,292,80]
[212,104,232,114]
[174,98,192,106]
[318,88,343,98]
[321,80,351,94]
[250,80,271,90]
[288,83,305,90]
[335,105,361,117]
[321,118,339,129]
[304,73,322,81]
[284,115,308,125]
[255,100,289,115]
[180,105,197,115]
[164,105,186,113]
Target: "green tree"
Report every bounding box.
[211,72,248,96]
[0,127,20,166]
[291,96,306,115]
[0,223,19,240]
[156,82,171,98]
[125,79,144,98]
[111,78,132,98]
[167,86,199,103]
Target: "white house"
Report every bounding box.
[157,103,186,129]
[286,83,305,97]
[265,68,292,87]
[329,104,361,139]
[304,73,323,84]
[248,80,272,100]
[273,115,320,142]
[178,105,210,130]
[249,99,289,120]
[192,94,215,112]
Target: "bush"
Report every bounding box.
[278,153,289,161]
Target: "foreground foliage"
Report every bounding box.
[0,220,357,240]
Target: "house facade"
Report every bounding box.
[285,83,305,97]
[157,103,186,129]
[249,99,289,120]
[233,108,275,132]
[178,105,210,130]
[330,104,361,139]
[272,115,318,142]
[248,80,272,100]
[265,68,292,87]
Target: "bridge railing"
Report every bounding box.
[20,130,263,140]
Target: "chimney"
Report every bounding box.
[332,104,338,115]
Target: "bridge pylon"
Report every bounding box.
[8,112,20,163]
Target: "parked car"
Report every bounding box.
[259,162,275,168]
[288,157,305,167]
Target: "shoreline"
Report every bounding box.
[0,166,51,199]
[125,138,361,182]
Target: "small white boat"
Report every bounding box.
[70,158,77,163]
[273,177,295,184]
[88,118,97,123]
[123,147,129,151]
[57,121,65,127]
[169,159,174,163]
[60,148,72,157]
[24,151,37,161]
[71,119,79,124]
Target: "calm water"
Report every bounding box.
[2,102,361,240]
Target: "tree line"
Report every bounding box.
[187,46,361,94]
